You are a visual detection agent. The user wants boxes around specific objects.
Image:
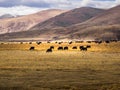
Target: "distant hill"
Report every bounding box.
[31,7,104,30]
[0,5,120,41]
[0,9,66,34]
[0,7,104,41]
[0,14,15,19]
[66,5,120,41]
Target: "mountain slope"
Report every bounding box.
[66,5,120,40]
[0,9,66,34]
[31,7,104,30]
[0,5,120,41]
[0,7,104,41]
[0,14,15,19]
[86,5,120,25]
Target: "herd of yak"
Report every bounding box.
[29,40,118,53]
[45,45,91,52]
[29,45,91,52]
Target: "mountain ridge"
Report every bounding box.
[0,5,120,41]
[31,7,105,30]
[0,9,66,34]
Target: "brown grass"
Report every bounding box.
[0,41,120,52]
[0,42,120,90]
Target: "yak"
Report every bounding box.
[72,46,77,49]
[46,48,52,53]
[50,46,54,49]
[64,46,68,50]
[29,46,35,50]
[80,46,87,51]
[58,47,63,50]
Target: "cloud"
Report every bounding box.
[0,0,119,9]
[0,0,120,16]
[81,0,92,7]
[0,5,48,16]
[0,0,51,7]
[89,0,119,9]
[115,0,120,5]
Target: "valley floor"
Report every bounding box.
[0,50,120,90]
[0,42,120,90]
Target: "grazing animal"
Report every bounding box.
[98,41,102,44]
[86,45,91,48]
[1,43,4,44]
[58,47,63,50]
[36,42,41,45]
[105,41,110,43]
[69,41,72,44]
[29,46,35,50]
[111,40,118,42]
[47,41,50,43]
[20,42,23,44]
[80,46,87,51]
[95,41,102,44]
[64,46,68,50]
[46,48,52,53]
[75,41,84,43]
[87,41,91,43]
[80,46,84,49]
[72,46,77,49]
[29,42,32,44]
[58,42,61,44]
[50,46,54,49]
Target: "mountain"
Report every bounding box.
[0,14,22,19]
[0,14,15,19]
[66,5,120,40]
[28,5,120,41]
[31,7,104,30]
[85,5,120,25]
[0,5,120,41]
[0,7,105,41]
[0,9,66,34]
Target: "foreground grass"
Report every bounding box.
[0,50,120,90]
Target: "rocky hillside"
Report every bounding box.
[0,9,66,34]
[0,14,15,19]
[0,5,120,41]
[31,7,104,30]
[66,5,120,40]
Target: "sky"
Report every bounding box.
[0,0,120,16]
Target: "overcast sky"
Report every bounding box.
[0,0,120,16]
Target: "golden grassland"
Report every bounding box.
[0,41,120,90]
[0,41,120,52]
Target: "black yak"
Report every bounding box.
[36,41,42,45]
[80,46,87,51]
[58,47,63,50]
[50,46,54,49]
[72,46,77,49]
[29,46,35,50]
[46,48,52,53]
[105,41,110,43]
[64,46,68,50]
[86,45,91,48]
[29,42,32,44]
[69,41,72,44]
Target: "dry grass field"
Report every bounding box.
[0,41,120,90]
